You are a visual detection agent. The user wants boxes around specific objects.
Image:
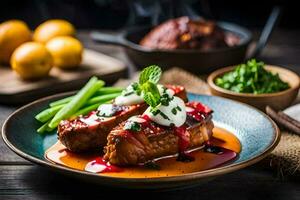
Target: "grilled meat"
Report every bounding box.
[58,85,187,153]
[104,102,214,166]
[140,16,239,50]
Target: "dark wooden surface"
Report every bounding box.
[1,30,300,199]
[0,49,126,104]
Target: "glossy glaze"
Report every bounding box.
[46,127,241,178]
[2,93,279,189]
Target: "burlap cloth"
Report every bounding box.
[115,67,300,177]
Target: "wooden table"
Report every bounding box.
[1,30,300,199]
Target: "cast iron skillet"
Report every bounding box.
[91,7,281,73]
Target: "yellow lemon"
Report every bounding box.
[11,42,53,80]
[0,20,31,64]
[33,19,75,43]
[46,36,83,69]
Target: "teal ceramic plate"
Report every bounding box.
[2,93,280,189]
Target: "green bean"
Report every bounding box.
[72,102,103,117]
[95,87,123,95]
[36,92,120,125]
[49,87,123,107]
[37,121,50,134]
[72,93,119,117]
[86,93,120,105]
[48,77,103,128]
[37,120,56,134]
[35,104,64,123]
[46,125,56,132]
[49,96,73,107]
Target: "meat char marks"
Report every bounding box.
[58,85,187,153]
[104,102,214,166]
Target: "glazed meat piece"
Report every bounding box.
[104,102,214,166]
[58,85,187,153]
[58,105,142,153]
[140,16,238,50]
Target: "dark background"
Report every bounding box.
[0,0,298,30]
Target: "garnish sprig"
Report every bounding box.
[133,65,162,108]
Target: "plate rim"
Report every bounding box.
[1,92,281,184]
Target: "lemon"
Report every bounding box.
[46,36,83,69]
[11,42,53,80]
[0,20,31,64]
[33,19,75,43]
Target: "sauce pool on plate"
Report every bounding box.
[45,127,241,178]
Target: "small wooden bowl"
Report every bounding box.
[207,65,300,111]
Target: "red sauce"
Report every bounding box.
[140,114,166,135]
[186,101,213,122]
[46,127,241,178]
[85,157,122,173]
[166,85,184,94]
[124,115,191,154]
[174,125,190,152]
[77,105,136,128]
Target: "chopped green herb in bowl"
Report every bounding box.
[214,59,290,94]
[208,59,300,110]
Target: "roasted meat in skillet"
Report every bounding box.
[104,102,214,166]
[140,16,239,50]
[58,85,187,153]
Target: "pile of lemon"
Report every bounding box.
[0,19,83,80]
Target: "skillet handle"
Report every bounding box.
[90,31,127,47]
[247,6,282,59]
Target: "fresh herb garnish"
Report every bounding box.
[159,111,170,120]
[149,108,170,120]
[171,106,182,115]
[171,107,177,115]
[151,108,160,116]
[132,65,176,123]
[160,92,173,106]
[176,106,182,111]
[143,81,161,108]
[121,82,138,96]
[215,59,290,94]
[130,82,141,95]
[139,65,162,85]
[123,91,134,96]
[150,108,170,120]
[133,65,162,108]
[124,121,141,132]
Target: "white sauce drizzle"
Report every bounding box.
[115,84,144,106]
[114,82,186,127]
[114,93,143,106]
[115,84,174,106]
[79,113,111,126]
[85,160,106,173]
[97,104,115,117]
[79,114,100,126]
[128,116,146,123]
[144,96,186,127]
[158,84,175,96]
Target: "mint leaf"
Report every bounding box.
[142,81,161,107]
[131,82,142,95]
[139,65,162,85]
[143,93,157,108]
[135,65,163,109]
